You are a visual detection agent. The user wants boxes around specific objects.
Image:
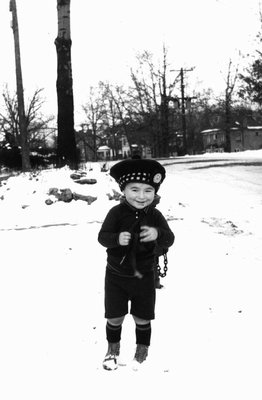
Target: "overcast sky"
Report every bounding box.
[0,0,261,126]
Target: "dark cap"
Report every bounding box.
[110,158,166,192]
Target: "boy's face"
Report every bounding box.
[123,182,155,209]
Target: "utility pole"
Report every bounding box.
[9,0,31,171]
[171,67,195,155]
[180,68,187,154]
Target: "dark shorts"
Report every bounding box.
[104,269,156,320]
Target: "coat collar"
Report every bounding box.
[122,198,150,214]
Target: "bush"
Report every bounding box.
[0,146,57,169]
[0,147,21,169]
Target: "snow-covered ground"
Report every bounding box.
[0,150,262,400]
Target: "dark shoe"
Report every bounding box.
[132,344,149,371]
[102,342,120,371]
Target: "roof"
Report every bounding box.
[202,126,262,135]
[247,126,262,130]
[97,145,111,151]
[201,128,221,134]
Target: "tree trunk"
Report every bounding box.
[55,0,77,168]
[224,98,231,152]
[160,95,169,158]
[10,0,31,171]
[180,68,188,155]
[159,54,169,158]
[224,59,238,153]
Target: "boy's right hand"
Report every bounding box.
[118,231,131,246]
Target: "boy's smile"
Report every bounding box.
[123,182,155,209]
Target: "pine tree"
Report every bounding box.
[239,57,262,106]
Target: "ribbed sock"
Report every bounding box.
[135,322,151,346]
[106,321,122,343]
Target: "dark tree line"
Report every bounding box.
[80,46,262,159]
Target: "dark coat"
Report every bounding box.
[98,201,175,277]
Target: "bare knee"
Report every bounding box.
[107,316,125,326]
[132,315,150,325]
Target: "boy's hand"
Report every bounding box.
[140,225,158,242]
[119,231,131,246]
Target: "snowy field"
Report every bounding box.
[0,150,262,400]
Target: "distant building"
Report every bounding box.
[201,126,262,152]
[76,131,152,162]
[97,145,112,160]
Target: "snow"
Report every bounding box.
[0,150,262,400]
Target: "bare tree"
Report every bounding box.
[106,85,133,146]
[25,89,56,148]
[223,59,239,152]
[55,0,77,168]
[0,87,19,147]
[9,0,31,170]
[99,83,120,159]
[0,87,55,150]
[82,85,107,161]
[130,52,161,155]
[130,47,177,157]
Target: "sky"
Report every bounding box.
[0,150,262,399]
[0,0,261,127]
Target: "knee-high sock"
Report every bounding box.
[135,322,151,346]
[106,321,122,343]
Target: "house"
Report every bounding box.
[201,128,225,152]
[201,126,262,152]
[97,145,112,160]
[231,126,262,152]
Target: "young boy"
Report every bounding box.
[98,158,175,371]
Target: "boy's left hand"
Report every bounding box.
[140,225,158,242]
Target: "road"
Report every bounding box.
[0,152,261,400]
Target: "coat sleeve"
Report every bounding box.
[154,209,175,249]
[98,206,121,248]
